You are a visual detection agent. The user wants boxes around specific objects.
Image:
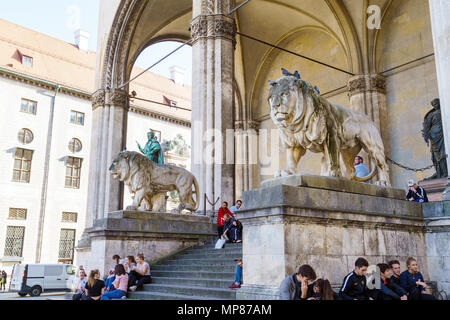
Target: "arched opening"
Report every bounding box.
[124,40,193,212]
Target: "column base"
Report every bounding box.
[236,284,280,300]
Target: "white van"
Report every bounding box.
[9,264,76,297]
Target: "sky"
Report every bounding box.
[0,0,192,84]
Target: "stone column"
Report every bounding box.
[348,74,391,180]
[191,0,236,213]
[78,88,128,246]
[235,120,260,201]
[429,0,450,200]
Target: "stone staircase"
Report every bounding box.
[128,240,243,300]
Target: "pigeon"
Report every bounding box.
[281,68,301,80]
[268,80,277,86]
[281,68,291,76]
[314,86,320,95]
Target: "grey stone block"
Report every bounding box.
[261,174,405,200]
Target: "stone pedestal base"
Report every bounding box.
[239,175,427,300]
[236,284,281,300]
[419,178,448,202]
[75,211,216,275]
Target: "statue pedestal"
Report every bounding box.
[75,211,216,276]
[419,178,448,202]
[236,175,428,300]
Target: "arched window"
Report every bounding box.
[17,128,34,144]
[68,138,82,153]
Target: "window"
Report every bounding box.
[4,226,25,257]
[68,138,82,153]
[22,55,33,67]
[66,265,76,275]
[70,110,85,126]
[13,148,33,183]
[17,128,34,144]
[62,212,78,223]
[8,208,27,220]
[65,157,82,189]
[58,229,76,264]
[45,265,64,276]
[20,99,37,115]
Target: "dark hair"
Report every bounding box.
[297,265,317,281]
[388,260,400,268]
[114,264,126,276]
[377,263,390,274]
[223,201,228,206]
[355,257,369,268]
[356,156,363,162]
[236,200,242,204]
[314,279,334,300]
[127,255,136,264]
[137,253,145,261]
[112,254,120,260]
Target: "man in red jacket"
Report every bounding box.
[217,202,234,238]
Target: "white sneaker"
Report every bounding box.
[121,296,127,300]
[129,286,137,292]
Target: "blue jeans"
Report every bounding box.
[101,289,126,300]
[235,264,242,283]
[104,276,116,290]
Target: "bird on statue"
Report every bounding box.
[314,86,320,95]
[281,68,301,80]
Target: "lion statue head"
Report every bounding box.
[268,76,320,130]
[109,150,149,185]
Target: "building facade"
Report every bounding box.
[0,19,192,274]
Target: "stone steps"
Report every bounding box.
[130,241,242,300]
[151,264,236,273]
[151,270,235,280]
[129,291,222,300]
[152,277,233,288]
[164,259,237,266]
[130,284,236,300]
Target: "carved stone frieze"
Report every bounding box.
[190,15,236,44]
[92,89,106,110]
[106,89,129,108]
[348,74,386,96]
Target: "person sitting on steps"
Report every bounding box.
[217,202,234,239]
[222,214,242,243]
[399,257,435,300]
[280,264,317,300]
[229,259,243,289]
[128,253,152,292]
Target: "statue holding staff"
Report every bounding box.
[137,129,164,164]
[422,98,448,180]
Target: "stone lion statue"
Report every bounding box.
[268,73,391,186]
[109,151,199,213]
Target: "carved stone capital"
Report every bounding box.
[347,75,367,96]
[370,74,386,94]
[348,74,386,96]
[106,89,129,109]
[190,14,236,44]
[247,121,260,133]
[235,120,245,132]
[92,89,106,110]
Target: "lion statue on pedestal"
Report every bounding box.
[268,71,391,186]
[109,151,199,213]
